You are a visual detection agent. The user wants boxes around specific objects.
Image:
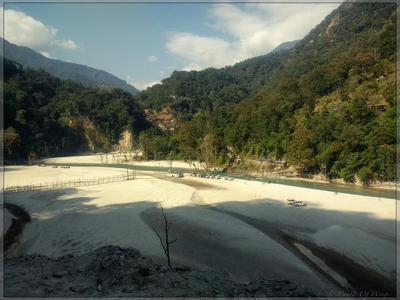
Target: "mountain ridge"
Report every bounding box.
[132,0,396,184]
[271,40,300,53]
[2,0,396,184]
[2,38,139,95]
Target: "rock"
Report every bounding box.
[77,285,91,293]
[128,269,141,279]
[245,284,259,293]
[138,267,150,276]
[3,245,325,298]
[220,268,231,278]
[160,266,168,273]
[174,265,190,271]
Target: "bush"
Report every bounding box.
[357,166,374,185]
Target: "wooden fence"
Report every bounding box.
[4,174,133,194]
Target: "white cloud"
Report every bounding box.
[166,32,246,71]
[130,80,161,91]
[244,1,340,45]
[40,52,51,58]
[126,75,160,90]
[51,39,85,51]
[4,8,84,54]
[165,1,341,71]
[148,55,158,62]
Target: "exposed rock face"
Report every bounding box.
[144,108,179,131]
[325,14,340,36]
[4,245,323,298]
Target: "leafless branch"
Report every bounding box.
[152,204,177,267]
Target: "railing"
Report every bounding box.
[4,174,133,194]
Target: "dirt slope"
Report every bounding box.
[4,245,323,298]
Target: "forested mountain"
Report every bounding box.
[2,59,151,160]
[2,1,396,184]
[135,49,289,122]
[271,40,300,53]
[135,1,397,184]
[136,2,395,123]
[2,38,139,95]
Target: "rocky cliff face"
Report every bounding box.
[145,108,179,131]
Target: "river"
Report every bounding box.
[39,162,396,200]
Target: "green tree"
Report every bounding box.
[3,127,21,157]
[286,128,316,176]
[370,144,396,182]
[357,166,374,186]
[199,133,218,171]
[176,121,201,166]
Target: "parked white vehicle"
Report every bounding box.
[287,199,295,205]
[171,172,183,178]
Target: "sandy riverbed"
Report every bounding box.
[2,155,398,296]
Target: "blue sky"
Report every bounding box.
[2,1,342,90]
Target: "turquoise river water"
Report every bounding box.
[44,162,396,200]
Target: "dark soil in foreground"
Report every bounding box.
[3,203,321,297]
[4,203,31,260]
[4,199,395,298]
[4,245,323,298]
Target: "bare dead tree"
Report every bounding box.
[152,205,177,267]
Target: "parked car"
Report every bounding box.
[172,172,183,178]
[287,199,295,205]
[294,201,307,206]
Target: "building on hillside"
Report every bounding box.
[273,160,287,169]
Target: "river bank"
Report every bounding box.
[8,154,396,199]
[3,155,397,297]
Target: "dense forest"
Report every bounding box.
[134,1,397,184]
[2,59,151,160]
[2,1,397,185]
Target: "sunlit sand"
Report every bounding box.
[3,155,397,294]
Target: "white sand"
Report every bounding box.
[3,156,397,294]
[41,154,194,169]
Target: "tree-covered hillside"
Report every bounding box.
[136,1,397,184]
[2,59,151,160]
[3,38,139,95]
[2,1,396,185]
[135,50,289,123]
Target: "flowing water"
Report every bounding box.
[41,162,396,200]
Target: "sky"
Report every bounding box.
[2,0,342,91]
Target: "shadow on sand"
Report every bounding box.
[3,182,397,297]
